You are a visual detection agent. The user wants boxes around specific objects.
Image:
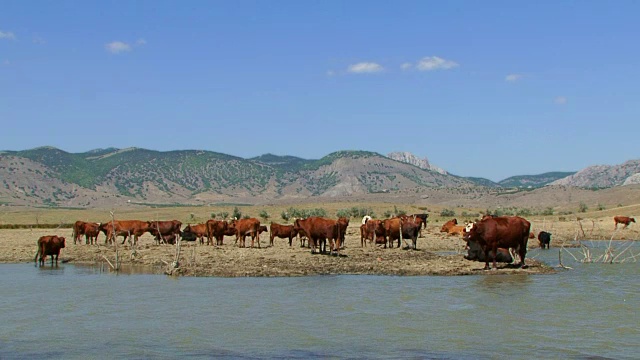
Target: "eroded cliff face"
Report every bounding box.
[387,152,448,175]
[623,173,640,186]
[551,160,640,188]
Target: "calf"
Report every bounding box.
[538,231,552,249]
[464,241,513,263]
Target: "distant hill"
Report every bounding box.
[0,147,470,207]
[1,146,637,208]
[498,172,576,188]
[464,177,499,188]
[550,160,640,188]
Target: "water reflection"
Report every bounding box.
[36,264,65,275]
[73,263,163,275]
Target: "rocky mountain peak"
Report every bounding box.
[387,152,448,175]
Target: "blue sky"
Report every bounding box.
[1,1,638,181]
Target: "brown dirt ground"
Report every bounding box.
[0,223,563,277]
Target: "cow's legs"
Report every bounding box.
[519,243,527,268]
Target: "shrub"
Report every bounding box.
[578,202,588,213]
[217,211,229,220]
[281,211,290,222]
[541,207,555,216]
[232,207,242,219]
[597,203,606,211]
[336,209,351,218]
[259,210,270,221]
[440,208,456,217]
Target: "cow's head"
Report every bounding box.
[464,222,474,233]
[59,236,66,248]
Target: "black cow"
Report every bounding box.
[538,231,552,249]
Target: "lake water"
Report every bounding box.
[1,247,638,359]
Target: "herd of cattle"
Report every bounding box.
[34,213,636,270]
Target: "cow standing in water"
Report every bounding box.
[464,216,530,270]
[35,235,66,266]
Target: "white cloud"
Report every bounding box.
[416,56,458,71]
[347,62,384,74]
[0,30,16,40]
[2,60,9,65]
[326,70,335,76]
[32,36,46,45]
[135,38,147,46]
[554,96,568,105]
[400,62,412,70]
[105,41,132,54]
[505,74,522,82]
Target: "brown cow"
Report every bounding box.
[229,218,261,248]
[269,222,298,246]
[337,217,349,248]
[440,218,458,233]
[293,217,340,255]
[182,223,208,244]
[360,220,387,246]
[382,217,403,248]
[296,226,309,248]
[34,235,66,266]
[72,221,101,245]
[83,222,101,245]
[447,225,466,236]
[99,220,152,245]
[614,216,636,229]
[148,220,182,245]
[359,218,385,247]
[206,219,229,246]
[464,216,530,270]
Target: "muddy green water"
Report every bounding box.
[1,248,638,359]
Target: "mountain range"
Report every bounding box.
[0,147,637,208]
